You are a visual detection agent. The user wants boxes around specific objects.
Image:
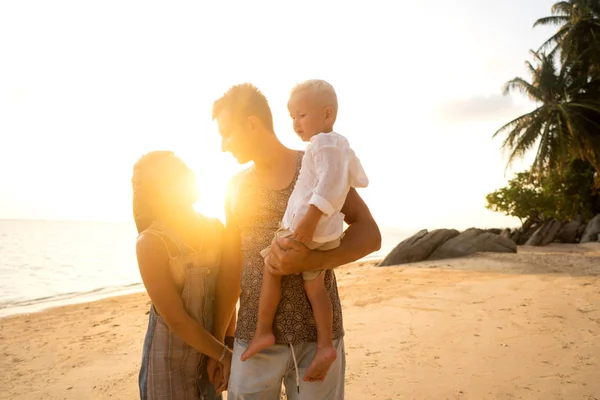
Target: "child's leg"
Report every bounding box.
[302,272,337,382]
[240,261,281,361]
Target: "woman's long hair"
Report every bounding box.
[131,151,192,234]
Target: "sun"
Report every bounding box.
[190,155,243,223]
[193,186,226,222]
[179,125,244,224]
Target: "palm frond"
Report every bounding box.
[503,77,543,101]
[493,109,539,139]
[552,1,574,16]
[504,110,547,166]
[569,101,600,114]
[534,15,570,28]
[525,60,537,75]
[537,26,571,52]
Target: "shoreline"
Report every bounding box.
[0,253,391,320]
[2,240,599,320]
[0,284,146,319]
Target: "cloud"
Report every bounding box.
[436,94,532,124]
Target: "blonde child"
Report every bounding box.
[241,79,369,382]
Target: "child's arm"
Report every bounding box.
[293,143,348,244]
[293,205,323,244]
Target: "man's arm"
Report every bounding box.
[266,188,381,275]
[225,310,236,346]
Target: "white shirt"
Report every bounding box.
[282,131,369,243]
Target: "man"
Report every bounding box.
[210,83,381,399]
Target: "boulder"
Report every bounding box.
[525,219,563,246]
[510,228,523,245]
[555,220,584,243]
[581,214,600,243]
[379,229,459,266]
[485,228,502,235]
[522,222,542,244]
[428,228,517,261]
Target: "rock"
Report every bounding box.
[525,219,563,246]
[500,228,512,239]
[581,214,600,243]
[379,229,459,266]
[511,221,541,245]
[485,228,502,235]
[510,228,522,245]
[522,222,542,244]
[577,223,587,238]
[555,220,584,243]
[428,228,517,261]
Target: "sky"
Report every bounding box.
[0,0,558,231]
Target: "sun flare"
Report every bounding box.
[190,155,242,223]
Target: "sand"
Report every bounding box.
[1,243,600,400]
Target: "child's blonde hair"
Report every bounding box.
[291,79,338,119]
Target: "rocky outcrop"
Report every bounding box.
[581,215,600,243]
[379,229,459,266]
[525,219,563,246]
[485,228,502,235]
[510,222,541,245]
[428,228,517,261]
[500,228,512,239]
[379,228,516,267]
[555,220,585,244]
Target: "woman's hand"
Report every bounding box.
[206,358,222,390]
[215,348,232,395]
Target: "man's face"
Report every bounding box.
[216,110,254,164]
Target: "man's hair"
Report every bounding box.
[290,79,338,115]
[212,83,274,132]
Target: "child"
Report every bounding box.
[240,79,369,381]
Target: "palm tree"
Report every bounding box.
[493,50,600,176]
[534,0,600,80]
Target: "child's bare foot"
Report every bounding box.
[240,332,275,361]
[303,346,337,382]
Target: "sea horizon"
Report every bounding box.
[0,219,415,318]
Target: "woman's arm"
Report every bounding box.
[265,188,381,275]
[211,201,242,344]
[136,232,231,361]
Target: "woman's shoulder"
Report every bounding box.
[136,228,176,260]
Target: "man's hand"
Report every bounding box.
[265,237,314,276]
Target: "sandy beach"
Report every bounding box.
[2,243,600,400]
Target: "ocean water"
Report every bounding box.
[0,219,409,317]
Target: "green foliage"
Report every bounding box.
[485,173,550,224]
[486,160,600,222]
[488,0,600,226]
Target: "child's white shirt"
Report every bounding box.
[282,131,369,243]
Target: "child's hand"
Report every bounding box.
[293,214,319,245]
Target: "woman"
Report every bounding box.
[132,151,232,399]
